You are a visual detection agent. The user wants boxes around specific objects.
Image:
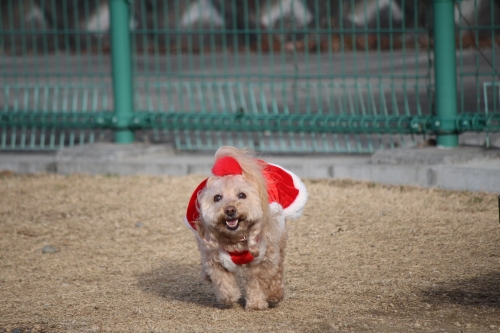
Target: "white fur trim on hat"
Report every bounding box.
[183,216,196,232]
[268,163,308,220]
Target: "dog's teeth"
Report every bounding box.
[226,219,238,228]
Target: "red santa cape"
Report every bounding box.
[184,155,308,265]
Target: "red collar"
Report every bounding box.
[226,235,259,265]
[227,250,254,265]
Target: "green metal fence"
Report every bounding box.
[1,0,499,153]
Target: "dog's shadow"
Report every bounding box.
[136,261,247,309]
[420,271,500,308]
[136,261,216,307]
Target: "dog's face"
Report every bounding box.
[198,175,263,235]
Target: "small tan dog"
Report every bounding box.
[185,146,308,310]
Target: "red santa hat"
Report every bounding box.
[184,153,308,265]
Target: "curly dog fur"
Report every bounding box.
[185,146,307,310]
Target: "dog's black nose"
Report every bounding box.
[225,206,236,217]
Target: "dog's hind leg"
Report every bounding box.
[266,258,285,304]
[267,232,287,304]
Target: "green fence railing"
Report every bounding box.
[1,0,499,153]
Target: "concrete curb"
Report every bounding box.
[1,143,499,193]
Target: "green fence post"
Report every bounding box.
[109,0,134,144]
[432,0,458,148]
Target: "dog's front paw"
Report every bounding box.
[245,298,269,311]
[214,283,241,308]
[217,294,240,308]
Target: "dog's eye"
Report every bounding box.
[238,193,246,199]
[214,195,222,202]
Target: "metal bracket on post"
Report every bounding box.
[432,0,459,148]
[109,0,135,144]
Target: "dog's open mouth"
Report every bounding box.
[225,219,240,231]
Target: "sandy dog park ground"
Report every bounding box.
[0,173,499,332]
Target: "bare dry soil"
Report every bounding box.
[1,173,499,332]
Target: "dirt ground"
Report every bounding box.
[0,172,499,333]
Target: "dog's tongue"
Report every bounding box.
[226,219,238,228]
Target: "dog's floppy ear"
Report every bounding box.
[194,219,206,239]
[195,219,219,250]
